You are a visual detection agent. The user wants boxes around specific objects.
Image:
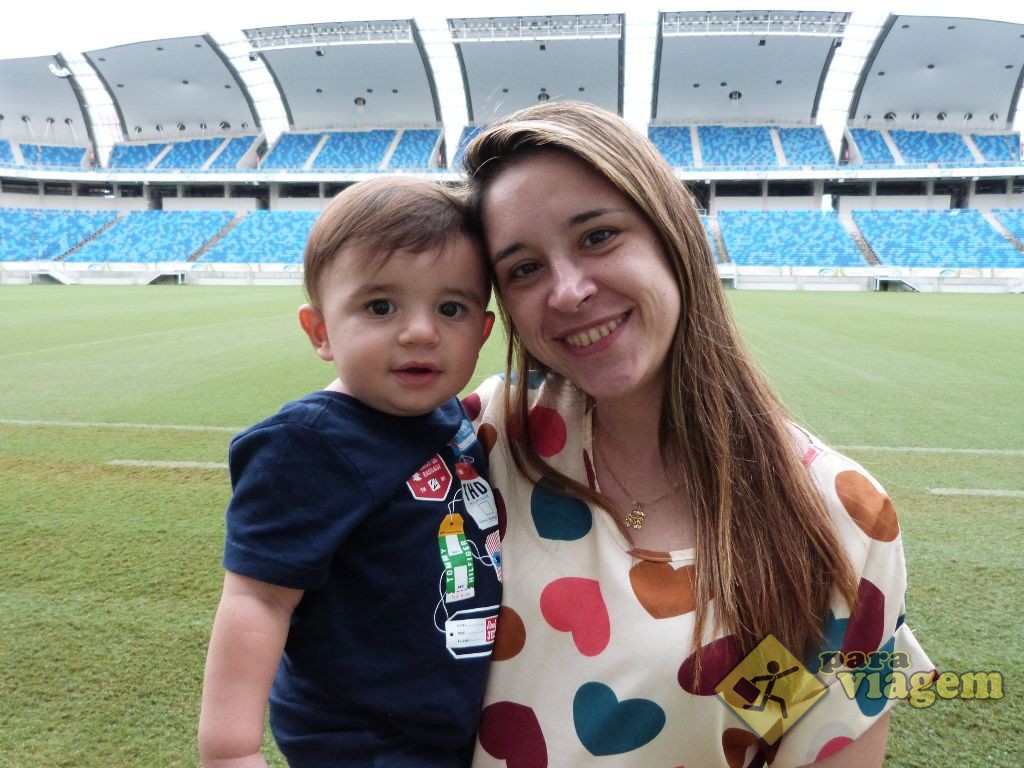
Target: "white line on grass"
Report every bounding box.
[0,418,240,433]
[928,488,1024,499]
[108,459,228,470]
[4,419,1022,458]
[836,445,1024,457]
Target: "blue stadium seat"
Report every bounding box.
[848,129,895,165]
[777,127,834,166]
[156,138,225,169]
[199,210,319,263]
[698,126,777,168]
[66,210,235,263]
[19,144,88,169]
[853,209,1022,268]
[718,210,864,267]
[261,133,323,170]
[209,136,259,170]
[388,129,441,169]
[108,142,169,169]
[312,130,396,171]
[889,130,974,165]
[0,140,15,165]
[971,133,1021,164]
[648,126,695,167]
[0,207,118,261]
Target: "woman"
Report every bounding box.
[461,102,932,767]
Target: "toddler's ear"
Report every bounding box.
[482,311,496,344]
[298,305,334,361]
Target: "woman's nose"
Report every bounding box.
[398,309,441,346]
[548,260,596,312]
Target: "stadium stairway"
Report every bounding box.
[837,214,881,265]
[981,210,1024,254]
[150,144,175,169]
[204,139,230,170]
[705,216,729,263]
[962,136,989,165]
[880,131,906,165]
[379,132,403,169]
[190,214,246,261]
[56,214,124,261]
[29,266,77,284]
[769,131,786,166]
[689,126,704,166]
[304,135,331,171]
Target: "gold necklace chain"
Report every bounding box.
[593,425,683,530]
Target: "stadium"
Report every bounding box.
[0,2,1021,766]
[0,3,1022,289]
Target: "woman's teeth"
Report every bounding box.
[565,316,623,348]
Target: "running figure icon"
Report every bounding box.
[738,660,799,719]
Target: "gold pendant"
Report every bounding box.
[624,504,645,530]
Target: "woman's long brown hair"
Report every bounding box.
[463,101,858,665]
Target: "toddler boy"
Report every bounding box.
[199,177,501,767]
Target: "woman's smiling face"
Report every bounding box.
[482,150,682,406]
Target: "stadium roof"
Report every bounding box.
[654,11,849,123]
[84,36,259,142]
[0,2,1022,165]
[849,14,1024,129]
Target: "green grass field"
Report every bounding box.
[1,286,1020,767]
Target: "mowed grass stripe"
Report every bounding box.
[0,308,298,361]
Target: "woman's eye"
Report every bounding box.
[367,299,395,316]
[582,228,615,248]
[438,301,466,318]
[508,262,540,280]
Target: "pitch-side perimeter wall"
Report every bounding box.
[3,260,1022,293]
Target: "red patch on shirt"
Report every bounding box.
[406,454,452,501]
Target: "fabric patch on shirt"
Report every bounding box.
[407,454,452,501]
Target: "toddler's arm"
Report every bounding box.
[198,571,303,768]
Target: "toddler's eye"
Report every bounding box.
[438,301,466,318]
[367,299,395,316]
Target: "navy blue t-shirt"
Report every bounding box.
[223,391,502,767]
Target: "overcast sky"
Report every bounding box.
[3,0,1023,60]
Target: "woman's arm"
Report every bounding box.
[198,571,304,768]
[798,712,890,768]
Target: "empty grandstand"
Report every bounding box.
[0,9,1021,291]
[19,144,88,170]
[311,130,396,172]
[66,211,236,263]
[853,209,1022,269]
[0,208,117,261]
[156,139,225,170]
[719,210,865,267]
[199,211,319,264]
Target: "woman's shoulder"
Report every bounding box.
[789,422,902,555]
[787,422,883,484]
[463,371,585,429]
